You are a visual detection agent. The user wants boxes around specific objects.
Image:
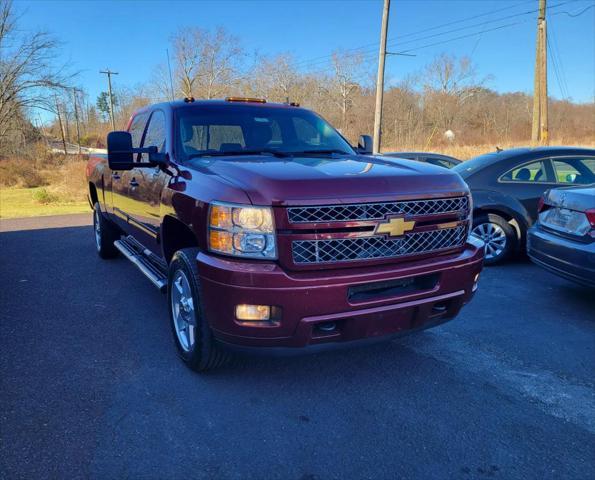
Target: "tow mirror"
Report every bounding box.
[107,131,135,171]
[107,132,166,170]
[357,135,373,155]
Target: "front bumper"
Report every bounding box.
[527,226,595,287]
[197,237,484,350]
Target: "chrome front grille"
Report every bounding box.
[292,225,467,264]
[287,197,469,224]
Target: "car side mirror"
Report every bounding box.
[357,134,373,155]
[107,131,135,171]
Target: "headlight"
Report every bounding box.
[208,202,276,259]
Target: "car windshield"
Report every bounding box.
[175,104,355,160]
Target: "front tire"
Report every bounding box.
[472,213,517,265]
[93,202,119,259]
[167,248,230,372]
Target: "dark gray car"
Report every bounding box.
[527,184,595,287]
[454,147,595,265]
[383,152,461,169]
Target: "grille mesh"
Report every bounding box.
[287,197,468,224]
[292,226,466,264]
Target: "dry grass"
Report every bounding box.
[382,139,595,160]
[0,147,88,217]
[1,138,593,218]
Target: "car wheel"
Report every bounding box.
[472,214,517,265]
[168,248,230,372]
[93,202,119,259]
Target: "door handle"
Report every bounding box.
[129,178,139,188]
[112,172,121,180]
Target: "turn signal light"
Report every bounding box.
[209,230,232,252]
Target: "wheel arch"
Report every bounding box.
[161,215,200,264]
[473,206,528,253]
[88,182,99,209]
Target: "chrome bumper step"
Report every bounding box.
[114,237,167,293]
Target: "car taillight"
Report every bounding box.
[537,196,547,213]
[585,209,595,228]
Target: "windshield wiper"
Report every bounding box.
[285,149,350,156]
[187,149,289,159]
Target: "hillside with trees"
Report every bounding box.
[0,0,593,217]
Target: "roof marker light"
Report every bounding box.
[225,97,266,103]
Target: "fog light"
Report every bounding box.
[472,273,480,292]
[235,304,271,321]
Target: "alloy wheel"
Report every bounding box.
[94,209,101,251]
[472,222,507,260]
[171,270,196,352]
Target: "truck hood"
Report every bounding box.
[189,154,468,205]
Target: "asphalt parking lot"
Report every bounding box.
[1,214,594,480]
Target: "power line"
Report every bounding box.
[292,0,535,69]
[304,19,531,79]
[292,0,578,72]
[552,3,595,17]
[547,21,571,99]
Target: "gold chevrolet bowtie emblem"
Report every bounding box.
[375,217,416,237]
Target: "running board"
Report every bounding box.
[114,239,167,293]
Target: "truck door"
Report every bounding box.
[125,110,168,254]
[111,111,149,230]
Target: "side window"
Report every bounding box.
[128,113,149,149]
[500,160,549,183]
[552,157,595,185]
[141,111,166,162]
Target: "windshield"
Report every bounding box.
[175,104,355,159]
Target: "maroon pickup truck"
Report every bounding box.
[87,97,484,371]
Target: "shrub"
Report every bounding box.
[33,188,59,204]
[0,159,47,188]
[80,134,105,148]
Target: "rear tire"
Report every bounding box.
[93,202,119,259]
[167,248,230,372]
[472,213,517,265]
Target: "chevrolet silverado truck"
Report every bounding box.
[87,97,484,371]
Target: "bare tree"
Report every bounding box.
[0,0,73,152]
[323,50,367,131]
[171,27,202,98]
[169,26,243,100]
[421,53,489,133]
[250,53,303,102]
[198,27,243,99]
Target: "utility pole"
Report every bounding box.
[100,69,118,131]
[531,0,548,144]
[373,0,391,154]
[54,96,67,155]
[72,88,82,154]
